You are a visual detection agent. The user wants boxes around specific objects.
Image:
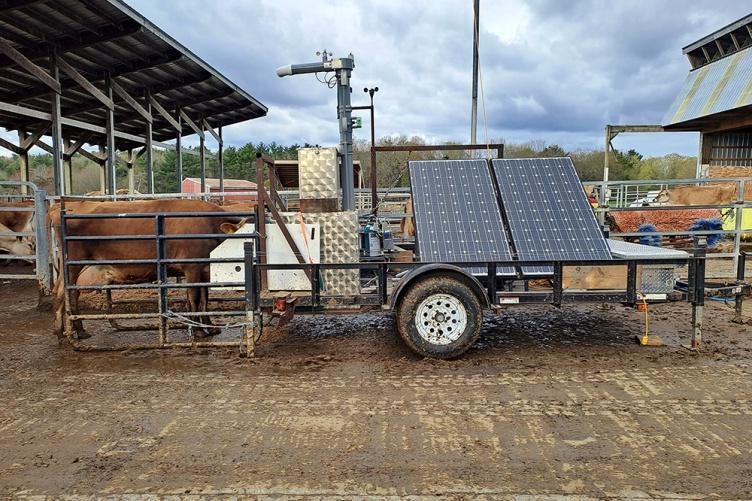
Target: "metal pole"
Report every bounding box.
[338,65,355,211]
[145,90,154,194]
[33,188,51,293]
[470,0,479,145]
[734,251,746,324]
[243,240,256,357]
[49,49,64,196]
[733,179,744,275]
[218,126,224,195]
[175,106,182,192]
[104,72,116,196]
[600,125,611,226]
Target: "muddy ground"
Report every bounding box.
[1,275,752,499]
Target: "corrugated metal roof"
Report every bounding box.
[663,45,752,127]
[0,0,267,149]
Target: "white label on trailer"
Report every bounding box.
[498,297,520,304]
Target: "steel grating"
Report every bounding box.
[409,159,515,276]
[492,157,612,275]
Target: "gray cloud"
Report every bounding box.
[124,0,750,156]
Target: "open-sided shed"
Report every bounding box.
[0,0,267,195]
[663,13,752,177]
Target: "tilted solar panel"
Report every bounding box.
[409,159,515,276]
[491,157,611,275]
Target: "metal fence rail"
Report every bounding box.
[589,177,752,275]
[0,181,51,291]
[60,208,258,354]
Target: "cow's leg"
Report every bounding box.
[52,274,66,342]
[72,265,117,339]
[183,268,217,338]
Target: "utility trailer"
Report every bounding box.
[242,239,749,358]
[54,153,752,358]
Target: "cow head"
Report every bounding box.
[655,189,671,204]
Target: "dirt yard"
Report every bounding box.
[1,276,752,499]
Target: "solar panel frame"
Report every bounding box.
[491,157,612,275]
[409,159,516,276]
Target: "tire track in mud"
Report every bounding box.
[2,362,752,497]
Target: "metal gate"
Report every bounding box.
[0,181,51,291]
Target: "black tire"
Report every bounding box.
[396,275,483,359]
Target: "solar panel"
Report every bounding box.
[409,159,515,276]
[491,157,611,275]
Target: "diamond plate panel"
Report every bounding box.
[298,147,339,200]
[640,266,676,294]
[282,211,359,296]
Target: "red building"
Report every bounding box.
[181,177,257,202]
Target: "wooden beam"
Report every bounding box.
[149,96,180,131]
[202,119,222,144]
[0,20,141,69]
[0,1,47,13]
[110,78,151,122]
[56,56,114,109]
[64,134,92,157]
[0,37,61,93]
[20,121,50,151]
[179,109,203,138]
[78,147,105,164]
[0,137,22,155]
[33,139,53,155]
[260,185,311,280]
[134,146,148,160]
[0,51,182,104]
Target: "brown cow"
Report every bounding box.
[655,185,737,206]
[49,199,247,340]
[0,221,34,256]
[0,200,34,233]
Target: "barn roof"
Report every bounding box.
[0,0,267,149]
[663,13,752,131]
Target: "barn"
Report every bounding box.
[663,13,752,178]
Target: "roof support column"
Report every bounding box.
[98,145,106,193]
[199,117,206,193]
[127,149,135,194]
[49,50,64,196]
[145,91,154,193]
[63,138,72,194]
[175,106,182,192]
[218,126,224,195]
[17,130,29,195]
[104,72,116,195]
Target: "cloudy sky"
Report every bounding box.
[117,2,752,156]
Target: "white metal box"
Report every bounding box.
[210,222,320,291]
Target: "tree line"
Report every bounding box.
[0,136,697,194]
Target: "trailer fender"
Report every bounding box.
[390,263,490,311]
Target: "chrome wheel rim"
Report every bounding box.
[414,293,467,345]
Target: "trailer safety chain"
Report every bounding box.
[162,310,254,332]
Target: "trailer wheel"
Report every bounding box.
[396,275,482,359]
